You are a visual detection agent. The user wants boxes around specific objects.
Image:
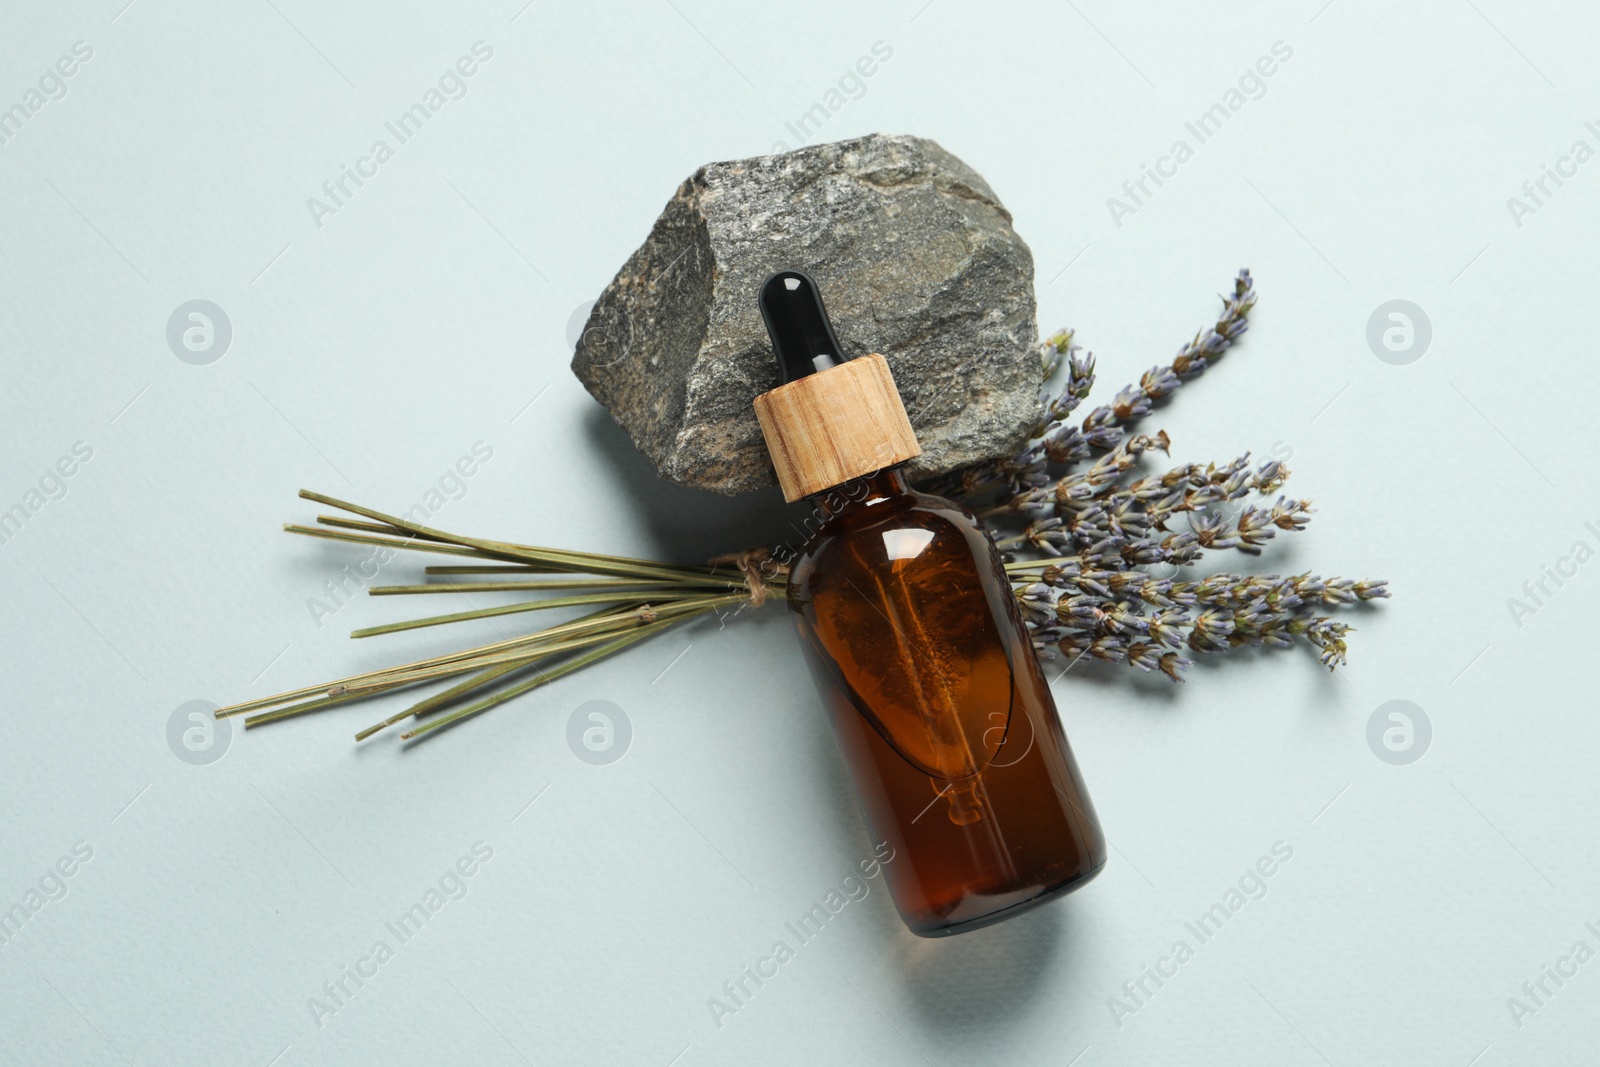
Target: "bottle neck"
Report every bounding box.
[811,465,912,519]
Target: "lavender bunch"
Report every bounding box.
[937,269,1387,681]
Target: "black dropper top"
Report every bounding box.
[759,270,847,384]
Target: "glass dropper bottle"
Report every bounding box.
[753,269,1107,936]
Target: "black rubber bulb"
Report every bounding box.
[759,269,848,384]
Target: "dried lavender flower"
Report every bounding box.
[942,268,1388,681]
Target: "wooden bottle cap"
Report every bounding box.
[752,353,921,503]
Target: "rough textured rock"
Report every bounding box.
[572,133,1040,495]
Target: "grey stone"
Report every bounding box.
[571,133,1040,496]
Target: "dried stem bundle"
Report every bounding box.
[214,491,756,740]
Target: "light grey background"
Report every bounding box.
[2,0,1593,1064]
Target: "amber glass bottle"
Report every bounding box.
[753,270,1107,937]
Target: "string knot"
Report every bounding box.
[708,547,785,608]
